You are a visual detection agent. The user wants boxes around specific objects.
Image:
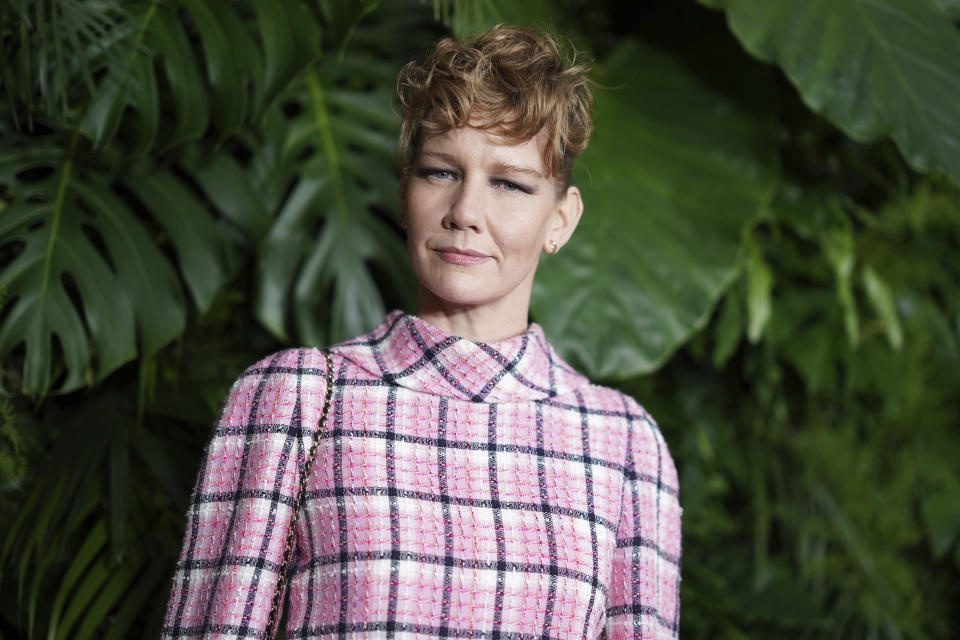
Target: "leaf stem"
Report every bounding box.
[38,126,79,391]
[306,71,349,227]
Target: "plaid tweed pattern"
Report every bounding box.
[164,311,681,639]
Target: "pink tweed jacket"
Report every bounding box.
[163,311,681,639]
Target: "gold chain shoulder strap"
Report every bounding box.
[265,348,335,638]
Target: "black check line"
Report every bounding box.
[172,531,680,575]
[197,350,284,635]
[488,404,507,640]
[188,470,671,528]
[378,332,461,386]
[400,317,478,398]
[335,311,408,348]
[371,332,391,379]
[230,422,626,473]
[371,327,464,387]
[605,604,679,633]
[333,354,350,640]
[653,413,663,637]
[629,469,680,498]
[165,620,608,640]
[472,338,527,400]
[289,548,609,595]
[189,482,622,535]
[338,424,679,498]
[240,364,326,379]
[321,427,635,478]
[575,390,601,639]
[160,623,266,638]
[543,397,643,420]
[300,483,622,541]
[175,555,283,572]
[350,313,400,380]
[621,395,642,640]
[237,350,304,637]
[170,418,213,635]
[474,336,557,400]
[299,355,320,636]
[330,377,675,427]
[535,401,559,640]
[646,404,668,635]
[385,385,401,640]
[615,536,680,566]
[297,420,316,628]
[532,331,558,397]
[283,619,571,640]
[437,397,455,640]
[334,313,546,400]
[193,489,297,508]
[532,329,580,378]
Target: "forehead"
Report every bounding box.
[419,124,550,171]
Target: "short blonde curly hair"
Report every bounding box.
[396,25,593,188]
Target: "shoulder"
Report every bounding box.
[238,347,331,379]
[576,381,679,492]
[218,347,335,432]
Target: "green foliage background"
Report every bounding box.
[1,0,959,637]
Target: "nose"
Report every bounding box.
[442,177,484,232]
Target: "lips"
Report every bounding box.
[434,246,492,265]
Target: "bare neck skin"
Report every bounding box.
[415,285,533,344]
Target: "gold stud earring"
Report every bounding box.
[549,240,559,254]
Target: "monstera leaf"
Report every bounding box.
[936,0,960,18]
[432,0,560,39]
[80,0,320,152]
[700,0,960,187]
[0,132,233,396]
[1,390,196,640]
[253,5,436,345]
[532,39,779,379]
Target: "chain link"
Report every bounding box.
[265,349,335,638]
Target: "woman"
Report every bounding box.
[163,25,681,640]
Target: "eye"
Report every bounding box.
[494,179,531,194]
[418,167,457,181]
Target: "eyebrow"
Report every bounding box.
[490,161,545,180]
[419,151,545,180]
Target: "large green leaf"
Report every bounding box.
[0,131,232,396]
[79,0,320,152]
[532,39,779,379]
[921,490,960,558]
[0,0,128,127]
[935,0,960,18]
[432,0,560,39]
[1,391,191,638]
[700,0,960,187]
[253,5,435,345]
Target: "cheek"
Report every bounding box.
[496,211,552,259]
[405,191,447,236]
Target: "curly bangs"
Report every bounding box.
[396,25,594,188]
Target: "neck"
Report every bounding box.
[415,289,531,343]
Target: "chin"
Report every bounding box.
[415,274,495,307]
[423,286,494,308]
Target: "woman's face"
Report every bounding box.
[402,124,582,321]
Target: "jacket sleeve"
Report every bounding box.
[604,405,682,640]
[162,348,331,639]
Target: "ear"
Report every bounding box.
[545,185,583,252]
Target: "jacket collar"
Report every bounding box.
[332,310,588,403]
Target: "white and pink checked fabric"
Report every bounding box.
[163,311,681,639]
